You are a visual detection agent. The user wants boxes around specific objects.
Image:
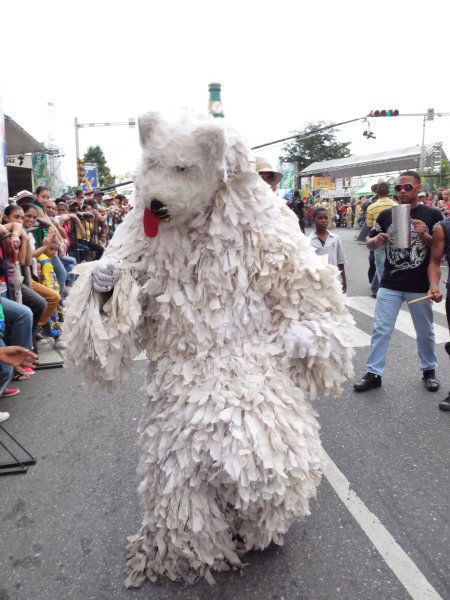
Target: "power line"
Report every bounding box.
[250,117,365,150]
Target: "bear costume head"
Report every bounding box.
[136,111,250,232]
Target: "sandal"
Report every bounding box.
[13,367,35,381]
[13,373,31,381]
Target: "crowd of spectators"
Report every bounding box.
[0,186,129,423]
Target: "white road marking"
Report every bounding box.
[321,449,444,600]
[431,301,447,316]
[346,296,449,344]
[347,325,372,347]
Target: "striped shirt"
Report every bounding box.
[366,197,397,229]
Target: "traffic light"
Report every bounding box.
[77,159,85,184]
[368,109,399,117]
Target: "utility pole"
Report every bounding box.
[74,117,80,161]
[74,117,135,178]
[419,115,427,174]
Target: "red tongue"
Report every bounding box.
[143,207,160,237]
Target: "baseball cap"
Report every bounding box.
[418,192,426,197]
[16,190,36,201]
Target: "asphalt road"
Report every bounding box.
[1,227,449,600]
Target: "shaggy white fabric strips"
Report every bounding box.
[63,111,354,587]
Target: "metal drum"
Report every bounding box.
[391,204,411,249]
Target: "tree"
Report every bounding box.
[421,160,450,194]
[64,184,79,196]
[83,145,115,186]
[279,121,351,174]
[439,159,450,188]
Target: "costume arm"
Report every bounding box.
[63,208,154,390]
[257,228,354,399]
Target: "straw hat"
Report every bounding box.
[254,156,283,185]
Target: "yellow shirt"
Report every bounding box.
[366,197,397,229]
[77,218,93,240]
[38,253,60,292]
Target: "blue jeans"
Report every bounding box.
[371,271,380,295]
[374,246,386,284]
[1,296,33,350]
[60,255,77,282]
[366,287,437,376]
[0,297,33,388]
[0,338,12,389]
[51,256,67,296]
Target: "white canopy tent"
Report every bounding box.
[299,143,446,179]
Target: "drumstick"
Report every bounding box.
[408,294,433,305]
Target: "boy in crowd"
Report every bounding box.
[38,242,64,344]
[307,207,347,293]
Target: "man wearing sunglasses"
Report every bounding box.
[354,171,444,393]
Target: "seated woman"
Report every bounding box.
[0,217,35,395]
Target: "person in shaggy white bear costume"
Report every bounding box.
[63,111,355,587]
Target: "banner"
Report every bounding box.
[312,176,333,190]
[278,162,295,190]
[81,163,98,192]
[0,101,8,209]
[32,152,48,187]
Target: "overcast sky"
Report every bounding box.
[2,0,450,187]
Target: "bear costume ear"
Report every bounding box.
[138,112,160,147]
[195,123,226,165]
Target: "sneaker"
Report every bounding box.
[439,394,450,411]
[1,388,20,398]
[0,411,10,423]
[422,369,439,392]
[353,372,382,392]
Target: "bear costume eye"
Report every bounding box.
[175,165,188,173]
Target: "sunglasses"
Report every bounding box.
[394,183,418,192]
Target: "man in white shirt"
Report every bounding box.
[307,206,347,292]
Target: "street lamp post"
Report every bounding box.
[74,117,136,175]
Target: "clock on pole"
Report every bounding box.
[208,83,224,118]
